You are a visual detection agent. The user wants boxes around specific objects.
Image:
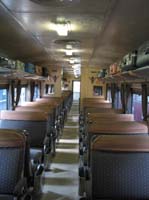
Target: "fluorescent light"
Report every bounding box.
[65,50,73,56]
[72,64,81,69]
[69,60,75,64]
[56,23,68,36]
[55,21,71,36]
[66,44,72,49]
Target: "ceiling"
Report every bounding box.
[0,0,149,75]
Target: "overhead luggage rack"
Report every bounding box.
[0,66,48,81]
[104,66,149,82]
[131,65,149,79]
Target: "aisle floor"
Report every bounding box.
[41,101,80,200]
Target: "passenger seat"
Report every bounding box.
[0,129,31,200]
[88,135,149,199]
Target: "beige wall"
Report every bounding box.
[80,66,106,99]
[43,66,106,98]
[62,73,80,91]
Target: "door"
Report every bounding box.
[73,81,80,100]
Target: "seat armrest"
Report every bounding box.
[13,178,27,196]
[44,136,52,154]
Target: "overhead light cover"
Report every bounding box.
[65,50,73,56]
[55,21,71,36]
[66,44,72,49]
[69,59,75,64]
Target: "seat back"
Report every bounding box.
[87,113,134,124]
[91,135,149,199]
[0,129,25,194]
[0,111,48,148]
[15,106,55,130]
[86,122,148,167]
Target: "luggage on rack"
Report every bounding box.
[136,41,149,68]
[109,63,121,75]
[98,69,107,78]
[120,51,137,71]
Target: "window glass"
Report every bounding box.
[147,96,149,115]
[34,85,39,100]
[0,89,7,110]
[14,87,26,105]
[107,88,112,102]
[48,84,55,94]
[132,93,143,121]
[19,87,26,105]
[93,86,103,96]
[115,90,122,109]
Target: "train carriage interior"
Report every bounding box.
[0,0,149,199]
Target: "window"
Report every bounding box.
[115,89,122,109]
[45,84,55,94]
[107,87,112,102]
[0,88,7,110]
[73,81,80,100]
[19,87,26,105]
[34,85,40,100]
[14,86,27,106]
[48,84,55,94]
[93,86,103,96]
[147,96,149,115]
[132,93,143,121]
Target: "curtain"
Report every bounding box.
[45,84,49,94]
[120,83,126,113]
[15,80,21,106]
[111,83,116,108]
[142,84,147,121]
[8,80,15,110]
[30,81,35,101]
[39,81,42,98]
[125,84,132,114]
[105,83,108,100]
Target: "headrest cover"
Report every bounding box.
[92,135,149,152]
[15,106,54,114]
[88,122,148,134]
[0,129,25,148]
[0,111,48,121]
[87,113,134,122]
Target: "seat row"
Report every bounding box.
[0,91,73,200]
[79,97,149,200]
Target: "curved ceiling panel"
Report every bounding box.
[0,0,149,73]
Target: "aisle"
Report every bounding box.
[41,101,79,200]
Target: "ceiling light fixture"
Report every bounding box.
[55,21,71,36]
[66,44,72,49]
[65,50,73,56]
[69,60,75,64]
